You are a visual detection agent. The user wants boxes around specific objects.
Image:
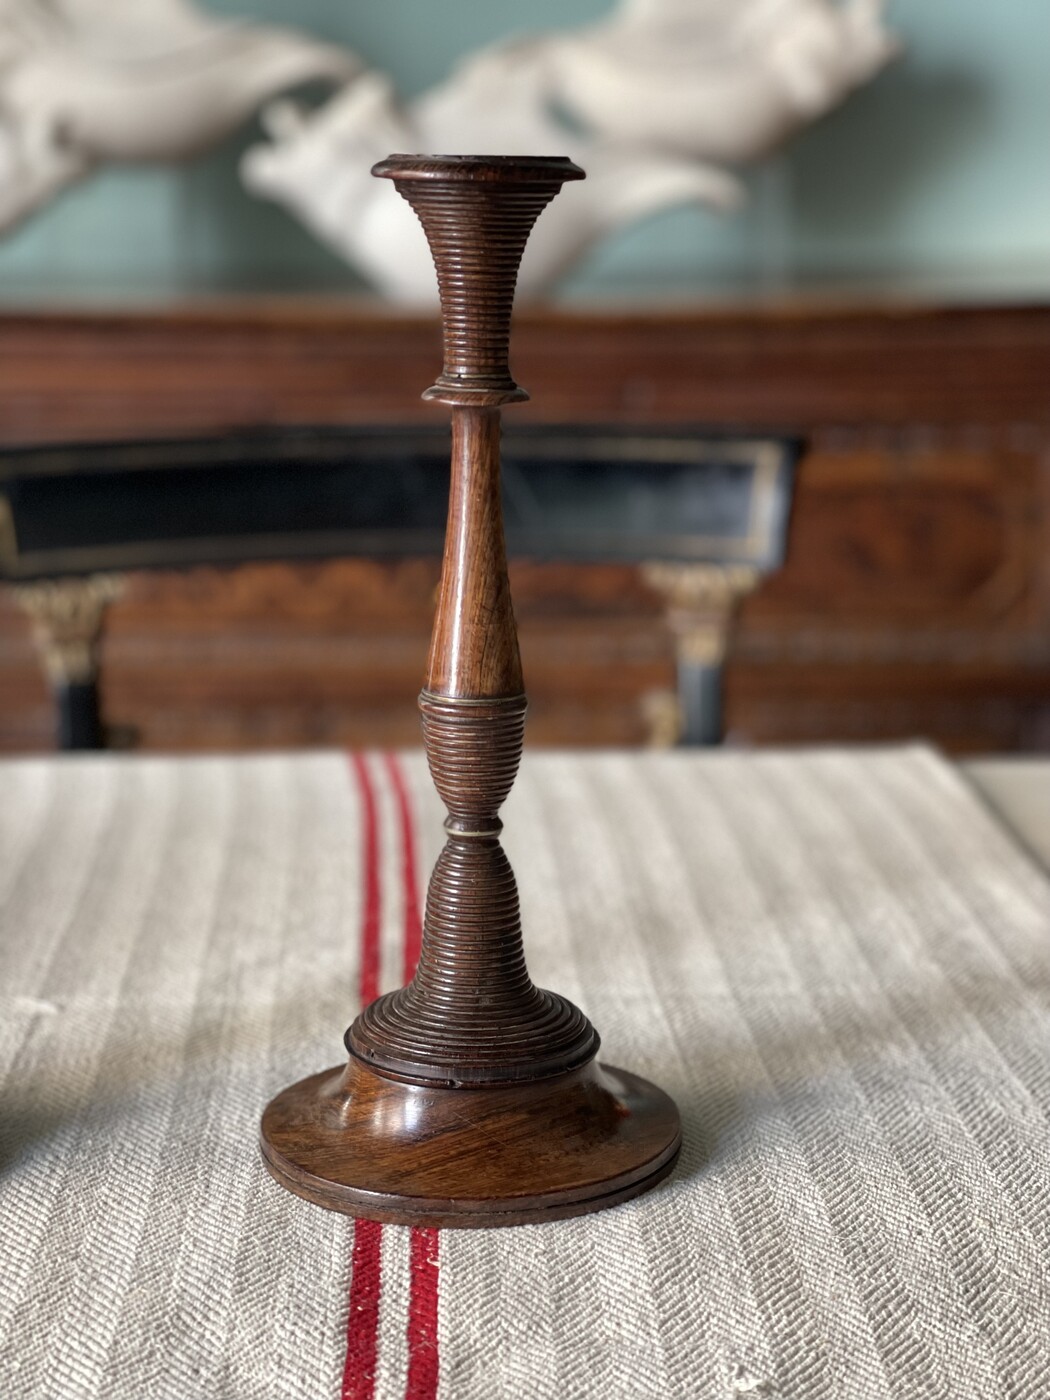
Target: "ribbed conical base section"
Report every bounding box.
[346,692,598,1086]
[348,834,597,1086]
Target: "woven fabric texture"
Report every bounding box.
[1,747,1049,1400]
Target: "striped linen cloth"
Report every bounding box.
[2,746,1050,1399]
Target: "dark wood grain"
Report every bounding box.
[260,155,681,1225]
[0,301,1045,445]
[261,1058,680,1228]
[372,153,584,411]
[426,408,523,698]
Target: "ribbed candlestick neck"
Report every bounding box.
[372,155,585,406]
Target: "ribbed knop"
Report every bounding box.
[419,693,525,819]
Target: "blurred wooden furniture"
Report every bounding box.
[0,298,1047,753]
[0,425,794,750]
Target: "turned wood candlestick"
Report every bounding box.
[261,155,681,1227]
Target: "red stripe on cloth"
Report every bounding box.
[344,754,441,1400]
[342,753,384,1400]
[350,752,382,1009]
[405,1228,440,1400]
[383,753,424,984]
[342,1219,383,1400]
[386,755,442,1400]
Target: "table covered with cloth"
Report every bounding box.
[1,746,1049,1400]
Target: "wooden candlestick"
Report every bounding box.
[260,155,681,1227]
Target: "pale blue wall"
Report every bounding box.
[0,0,1046,302]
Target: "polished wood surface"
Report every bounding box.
[260,155,681,1225]
[0,301,1044,442]
[0,301,1047,753]
[262,1059,680,1228]
[427,409,523,698]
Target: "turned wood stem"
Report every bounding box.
[427,407,522,699]
[347,154,595,1087]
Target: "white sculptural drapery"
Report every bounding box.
[0,0,899,300]
[0,0,360,231]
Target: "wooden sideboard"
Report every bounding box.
[0,298,1047,753]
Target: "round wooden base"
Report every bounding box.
[260,1057,681,1228]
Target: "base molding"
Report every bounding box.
[260,1057,681,1228]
